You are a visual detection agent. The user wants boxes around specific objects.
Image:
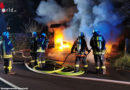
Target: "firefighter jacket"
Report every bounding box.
[1,37,14,58]
[71,37,89,56]
[90,34,106,55]
[36,37,49,53]
[30,37,38,53]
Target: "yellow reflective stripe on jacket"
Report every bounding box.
[3,54,12,58]
[84,65,88,68]
[3,41,6,55]
[38,61,42,64]
[97,37,99,47]
[3,41,13,58]
[42,61,46,63]
[98,51,105,54]
[75,64,79,67]
[94,50,106,55]
[37,47,45,52]
[36,59,40,66]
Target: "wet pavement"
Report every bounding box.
[0,62,130,90]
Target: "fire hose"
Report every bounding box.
[60,53,74,66]
[56,50,92,76]
[60,50,92,66]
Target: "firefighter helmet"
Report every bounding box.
[79,32,84,38]
[32,32,37,37]
[2,31,9,38]
[93,29,100,35]
[41,33,46,37]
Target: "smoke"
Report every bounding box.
[64,0,94,42]
[35,0,66,24]
[64,0,124,44]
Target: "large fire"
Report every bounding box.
[54,27,72,51]
[53,27,114,53]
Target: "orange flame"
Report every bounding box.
[106,42,113,53]
[54,27,72,51]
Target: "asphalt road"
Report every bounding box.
[0,62,130,90]
[0,80,12,88]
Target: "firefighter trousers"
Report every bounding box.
[30,52,37,66]
[3,58,13,74]
[75,56,88,72]
[94,54,106,74]
[37,52,46,69]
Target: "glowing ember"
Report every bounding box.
[54,27,72,50]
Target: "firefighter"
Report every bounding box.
[90,29,106,75]
[1,32,15,74]
[36,33,49,69]
[71,32,90,73]
[30,32,38,66]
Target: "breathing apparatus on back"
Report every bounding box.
[93,29,104,51]
[77,32,84,53]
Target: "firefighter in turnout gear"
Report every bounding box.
[30,32,38,66]
[1,32,15,74]
[36,33,49,69]
[90,29,106,75]
[71,32,90,73]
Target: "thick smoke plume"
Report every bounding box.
[35,0,66,24]
[64,0,124,44]
[35,0,125,45]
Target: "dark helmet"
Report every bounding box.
[93,29,100,36]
